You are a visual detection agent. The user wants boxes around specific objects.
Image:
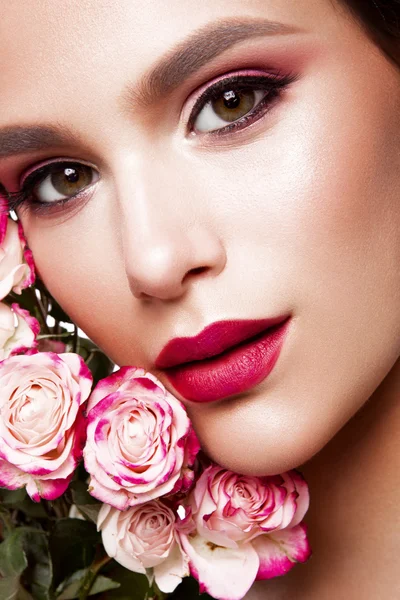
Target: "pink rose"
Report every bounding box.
[0,219,35,300]
[83,367,200,510]
[178,466,311,600]
[0,302,40,359]
[98,500,188,593]
[0,352,93,501]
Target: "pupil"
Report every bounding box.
[64,167,79,183]
[223,90,241,110]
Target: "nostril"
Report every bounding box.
[181,266,209,288]
[190,266,209,275]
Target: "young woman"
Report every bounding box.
[0,1,399,597]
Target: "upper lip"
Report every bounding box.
[155,315,290,369]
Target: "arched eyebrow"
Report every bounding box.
[0,125,86,159]
[120,17,300,110]
[0,17,300,159]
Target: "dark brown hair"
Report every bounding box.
[341,0,400,63]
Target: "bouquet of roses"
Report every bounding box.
[0,208,311,600]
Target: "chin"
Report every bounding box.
[187,390,351,477]
[191,413,330,477]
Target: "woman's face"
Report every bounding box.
[0,0,399,475]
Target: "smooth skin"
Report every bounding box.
[0,1,399,597]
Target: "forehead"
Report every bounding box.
[0,1,336,97]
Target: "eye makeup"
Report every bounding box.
[5,161,99,216]
[3,66,298,217]
[187,69,297,136]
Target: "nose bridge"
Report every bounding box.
[116,155,226,300]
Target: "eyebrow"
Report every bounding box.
[0,17,299,160]
[122,17,299,109]
[0,124,84,159]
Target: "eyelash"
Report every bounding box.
[6,162,91,216]
[5,71,297,216]
[187,71,297,136]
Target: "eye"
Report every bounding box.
[187,72,296,136]
[194,88,267,133]
[29,162,98,203]
[7,161,99,215]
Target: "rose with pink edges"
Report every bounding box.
[0,352,93,501]
[178,466,311,600]
[0,302,40,359]
[0,219,35,300]
[98,499,189,593]
[83,367,200,510]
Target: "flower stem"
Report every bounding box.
[77,548,112,600]
[72,323,79,354]
[37,332,72,340]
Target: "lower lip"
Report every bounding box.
[163,318,290,403]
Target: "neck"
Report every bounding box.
[248,355,400,599]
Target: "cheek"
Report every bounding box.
[20,198,145,363]
[185,67,400,476]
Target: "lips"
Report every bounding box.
[155,316,290,403]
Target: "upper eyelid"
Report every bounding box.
[186,71,275,113]
[186,71,295,132]
[5,161,99,214]
[20,157,98,187]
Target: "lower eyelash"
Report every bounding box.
[7,188,85,217]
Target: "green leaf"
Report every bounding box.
[0,530,28,577]
[69,481,99,506]
[21,529,52,600]
[0,486,47,519]
[0,576,19,600]
[88,575,120,596]
[0,528,51,600]
[73,505,101,524]
[14,495,47,519]
[49,519,100,589]
[0,488,27,507]
[56,569,85,599]
[96,562,150,600]
[69,480,101,524]
[56,569,120,599]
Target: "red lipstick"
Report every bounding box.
[155,316,290,403]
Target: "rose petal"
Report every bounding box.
[179,532,259,600]
[286,470,310,527]
[0,458,28,489]
[27,476,71,502]
[254,523,312,580]
[154,541,189,594]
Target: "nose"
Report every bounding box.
[119,167,227,301]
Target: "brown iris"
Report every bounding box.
[211,89,256,122]
[49,164,93,196]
